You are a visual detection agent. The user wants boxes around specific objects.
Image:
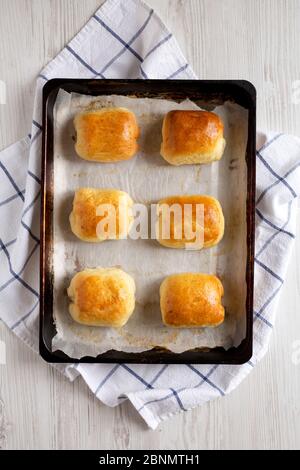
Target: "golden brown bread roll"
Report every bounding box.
[160,273,225,328]
[67,268,136,327]
[69,188,133,242]
[74,108,139,162]
[160,110,225,165]
[157,194,224,250]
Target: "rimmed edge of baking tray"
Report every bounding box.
[40,79,256,364]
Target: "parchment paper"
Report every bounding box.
[52,89,249,358]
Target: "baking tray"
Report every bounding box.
[40,79,256,364]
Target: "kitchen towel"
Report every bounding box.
[0,0,299,429]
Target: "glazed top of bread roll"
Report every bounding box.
[67,268,136,327]
[69,188,133,242]
[157,194,224,249]
[74,107,139,162]
[160,273,224,328]
[161,110,225,165]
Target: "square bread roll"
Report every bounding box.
[160,110,226,165]
[69,188,133,242]
[157,194,224,249]
[74,108,139,162]
[160,273,225,328]
[67,268,136,327]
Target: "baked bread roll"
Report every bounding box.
[157,194,224,250]
[160,273,224,328]
[69,188,133,242]
[74,108,139,162]
[67,268,136,327]
[160,110,225,165]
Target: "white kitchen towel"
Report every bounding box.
[0,0,299,430]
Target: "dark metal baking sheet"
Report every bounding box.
[40,79,256,364]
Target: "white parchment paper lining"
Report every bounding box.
[52,90,248,358]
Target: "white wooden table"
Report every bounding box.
[0,0,300,450]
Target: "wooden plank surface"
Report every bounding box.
[0,0,300,450]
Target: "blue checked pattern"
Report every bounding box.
[0,0,299,429]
